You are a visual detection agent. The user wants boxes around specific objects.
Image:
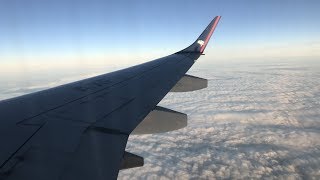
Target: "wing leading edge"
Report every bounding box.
[0,16,221,179]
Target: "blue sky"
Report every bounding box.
[0,0,320,70]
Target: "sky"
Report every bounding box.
[1,0,320,74]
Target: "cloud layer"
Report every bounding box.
[0,60,319,179]
[119,61,320,179]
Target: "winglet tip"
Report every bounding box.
[178,15,221,54]
[199,16,221,53]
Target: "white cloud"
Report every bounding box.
[0,58,319,179]
[119,61,320,179]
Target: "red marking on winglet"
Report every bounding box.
[200,16,221,53]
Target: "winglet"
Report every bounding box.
[178,16,221,54]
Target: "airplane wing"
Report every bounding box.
[0,16,221,179]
